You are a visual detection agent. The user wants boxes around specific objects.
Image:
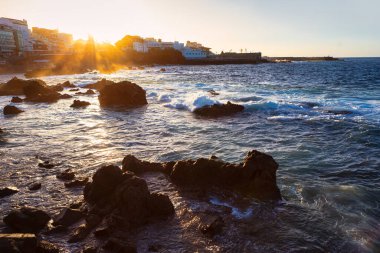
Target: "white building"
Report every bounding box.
[0,17,32,53]
[132,37,209,59]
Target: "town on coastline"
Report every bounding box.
[0,17,337,76]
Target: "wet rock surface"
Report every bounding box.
[0,187,19,198]
[98,81,148,107]
[123,150,282,201]
[3,105,24,115]
[3,207,51,233]
[193,101,244,117]
[0,233,37,253]
[71,100,91,108]
[11,96,23,103]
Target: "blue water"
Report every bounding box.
[0,58,379,252]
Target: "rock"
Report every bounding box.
[11,96,23,103]
[193,101,244,117]
[0,233,37,253]
[3,105,24,115]
[102,238,136,253]
[69,88,79,92]
[51,84,64,92]
[200,216,224,237]
[123,150,282,201]
[159,68,166,72]
[69,201,84,210]
[83,78,114,91]
[98,81,147,107]
[76,89,95,95]
[326,110,353,115]
[70,100,90,108]
[36,240,60,253]
[0,77,46,96]
[208,89,220,96]
[148,244,161,252]
[85,214,102,229]
[45,225,67,235]
[94,226,110,238]
[68,224,91,243]
[0,187,19,198]
[3,207,51,233]
[56,169,75,180]
[122,155,164,174]
[28,182,41,191]
[84,165,124,204]
[148,193,175,217]
[53,208,84,227]
[23,80,61,103]
[65,178,88,188]
[59,94,72,99]
[60,81,75,88]
[38,161,55,169]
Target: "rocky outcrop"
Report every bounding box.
[11,96,23,103]
[0,233,37,253]
[0,77,46,96]
[70,100,90,108]
[76,89,96,95]
[53,208,84,227]
[84,165,174,227]
[3,105,24,115]
[193,101,244,117]
[0,187,19,198]
[23,80,61,103]
[122,150,282,201]
[83,78,114,91]
[3,207,51,233]
[98,81,148,107]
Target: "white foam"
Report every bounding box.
[209,197,253,220]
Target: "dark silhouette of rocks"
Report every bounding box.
[53,208,84,227]
[28,182,41,191]
[70,100,90,108]
[0,233,37,253]
[0,77,45,96]
[3,207,51,233]
[122,150,282,201]
[59,94,72,99]
[75,89,96,95]
[84,165,174,226]
[200,215,224,237]
[208,89,220,96]
[38,161,55,169]
[64,178,89,188]
[3,105,24,115]
[193,101,244,117]
[98,81,148,107]
[0,187,19,198]
[56,169,75,180]
[23,81,61,103]
[11,96,23,103]
[69,88,79,92]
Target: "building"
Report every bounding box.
[0,17,32,53]
[0,25,18,56]
[31,27,73,53]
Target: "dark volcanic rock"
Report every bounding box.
[28,182,42,191]
[3,207,51,233]
[56,169,75,180]
[69,88,79,92]
[0,187,19,198]
[122,150,282,201]
[60,81,75,88]
[83,78,115,91]
[0,77,46,96]
[53,208,84,227]
[148,193,175,217]
[23,80,61,103]
[98,81,148,107]
[11,96,23,103]
[70,100,90,108]
[200,216,224,237]
[3,105,24,115]
[59,94,72,99]
[38,161,55,169]
[68,224,91,243]
[193,101,244,117]
[0,233,37,253]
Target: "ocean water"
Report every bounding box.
[0,58,379,252]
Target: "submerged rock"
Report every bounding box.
[3,105,24,115]
[70,100,90,108]
[38,161,55,169]
[59,94,72,99]
[0,187,19,198]
[3,207,51,233]
[122,150,282,201]
[56,169,75,180]
[11,96,23,103]
[193,101,244,117]
[98,81,147,107]
[200,215,224,237]
[28,182,42,191]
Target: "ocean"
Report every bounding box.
[0,58,379,252]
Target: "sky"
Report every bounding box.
[2,0,380,57]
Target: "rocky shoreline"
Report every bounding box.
[1,76,281,252]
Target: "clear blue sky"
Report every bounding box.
[2,0,380,56]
